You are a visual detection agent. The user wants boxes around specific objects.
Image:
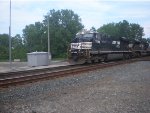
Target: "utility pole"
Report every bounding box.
[9,0,12,68]
[47,15,51,60]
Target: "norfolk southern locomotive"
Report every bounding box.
[68,30,150,64]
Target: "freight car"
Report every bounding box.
[68,30,150,64]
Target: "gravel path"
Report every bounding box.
[0,61,150,113]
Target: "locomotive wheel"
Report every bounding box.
[136,52,141,58]
[104,55,108,62]
[91,60,95,63]
[129,53,132,59]
[123,54,130,60]
[72,55,78,62]
[98,59,101,63]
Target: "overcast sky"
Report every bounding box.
[0,0,150,38]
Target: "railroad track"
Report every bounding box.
[0,56,149,88]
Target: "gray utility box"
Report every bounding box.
[27,52,49,67]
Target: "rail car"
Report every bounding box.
[68,30,150,64]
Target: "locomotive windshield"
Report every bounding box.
[71,33,94,43]
[81,33,95,42]
[72,33,97,43]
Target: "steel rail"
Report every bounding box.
[0,64,80,79]
[0,59,138,88]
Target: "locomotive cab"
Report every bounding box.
[68,32,95,64]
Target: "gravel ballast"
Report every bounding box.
[0,61,150,113]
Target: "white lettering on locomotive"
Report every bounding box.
[71,42,92,50]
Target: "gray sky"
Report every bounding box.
[0,0,150,38]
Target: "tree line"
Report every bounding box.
[0,9,150,61]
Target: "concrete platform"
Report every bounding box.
[0,60,69,73]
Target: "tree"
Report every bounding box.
[23,22,45,52]
[117,20,130,38]
[147,38,150,43]
[90,26,96,32]
[129,23,144,40]
[0,34,27,60]
[97,23,119,38]
[0,34,9,60]
[97,20,144,40]
[12,34,27,60]
[22,9,83,58]
[43,9,84,58]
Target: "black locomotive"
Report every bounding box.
[68,30,150,64]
